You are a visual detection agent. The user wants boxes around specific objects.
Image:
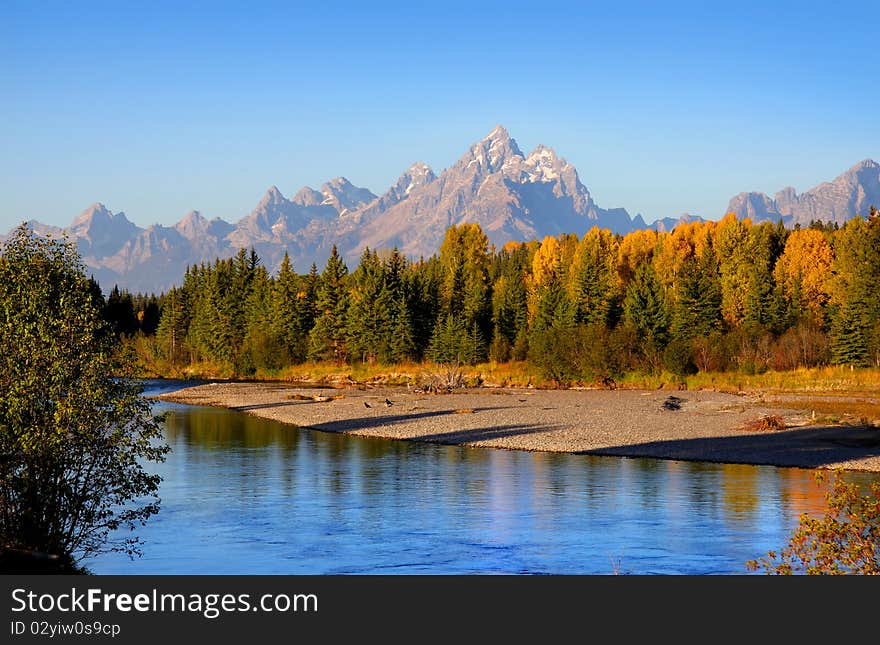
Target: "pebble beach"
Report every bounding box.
[156,383,880,472]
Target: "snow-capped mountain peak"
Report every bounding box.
[291,186,324,207]
[14,125,874,295]
[462,125,523,173]
[319,177,377,212]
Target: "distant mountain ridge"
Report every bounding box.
[2,126,876,292]
[726,159,880,226]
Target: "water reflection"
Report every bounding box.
[86,385,880,575]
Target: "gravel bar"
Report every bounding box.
[156,383,880,472]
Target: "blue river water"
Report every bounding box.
[86,380,876,574]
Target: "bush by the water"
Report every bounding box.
[0,226,169,570]
[748,472,880,574]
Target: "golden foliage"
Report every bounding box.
[531,234,578,286]
[653,222,711,287]
[774,228,833,318]
[748,472,880,574]
[617,228,659,284]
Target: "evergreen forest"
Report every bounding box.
[94,211,880,384]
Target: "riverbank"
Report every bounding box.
[130,355,880,395]
[156,383,880,472]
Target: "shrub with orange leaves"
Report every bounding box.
[747,472,880,574]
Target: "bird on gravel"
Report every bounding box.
[384,398,394,407]
[363,401,371,408]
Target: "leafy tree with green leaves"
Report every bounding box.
[0,225,168,569]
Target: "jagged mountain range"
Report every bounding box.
[726,159,880,226]
[3,125,878,292]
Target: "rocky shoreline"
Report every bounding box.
[156,383,880,472]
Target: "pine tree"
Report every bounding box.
[672,245,722,340]
[407,258,441,360]
[296,263,319,338]
[225,248,260,364]
[462,322,485,365]
[438,224,491,343]
[104,285,139,338]
[156,286,188,363]
[532,276,576,333]
[742,223,784,329]
[828,216,880,366]
[346,248,391,364]
[831,300,869,366]
[570,228,619,327]
[135,294,161,335]
[384,248,407,302]
[491,248,529,361]
[240,265,275,374]
[623,263,670,350]
[271,253,302,364]
[389,294,417,363]
[426,313,468,364]
[308,245,349,363]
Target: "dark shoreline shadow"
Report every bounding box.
[304,408,540,439]
[405,423,561,445]
[577,425,880,469]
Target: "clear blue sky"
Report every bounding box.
[2,0,878,230]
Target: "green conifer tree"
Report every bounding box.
[830,300,869,366]
[672,246,722,340]
[622,263,670,351]
[389,294,417,363]
[308,246,349,363]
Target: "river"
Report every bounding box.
[85,380,876,574]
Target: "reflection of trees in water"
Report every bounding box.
[776,469,830,518]
[776,469,879,519]
[627,457,665,511]
[160,405,880,535]
[719,463,760,520]
[163,408,298,450]
[678,461,724,517]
